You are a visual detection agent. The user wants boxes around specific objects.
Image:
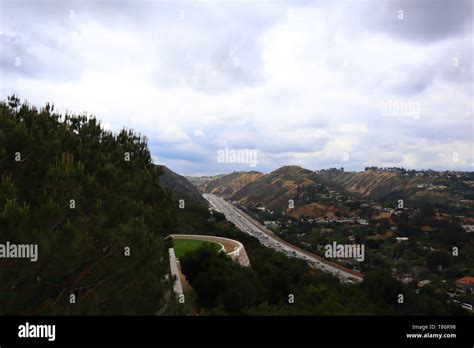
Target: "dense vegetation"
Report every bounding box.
[0,96,177,314]
[176,206,465,315]
[181,244,261,313]
[157,165,207,206]
[173,239,220,259]
[1,96,468,316]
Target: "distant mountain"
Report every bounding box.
[228,166,346,209]
[317,168,426,200]
[186,173,227,188]
[191,166,350,217]
[193,171,264,197]
[157,165,207,206]
[192,166,473,214]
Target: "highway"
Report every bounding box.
[203,193,363,283]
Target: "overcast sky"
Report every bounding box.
[1,0,473,175]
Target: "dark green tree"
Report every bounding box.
[0,97,177,314]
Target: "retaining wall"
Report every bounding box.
[170,234,251,267]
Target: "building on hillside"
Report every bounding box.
[456,277,474,293]
[400,277,414,285]
[417,279,432,288]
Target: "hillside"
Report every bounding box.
[194,171,264,197]
[193,166,349,217]
[0,96,176,314]
[2,96,467,318]
[229,166,316,207]
[191,165,471,217]
[186,173,226,188]
[317,169,427,200]
[158,165,207,206]
[230,166,344,209]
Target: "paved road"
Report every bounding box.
[203,193,363,283]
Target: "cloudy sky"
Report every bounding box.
[0,0,472,175]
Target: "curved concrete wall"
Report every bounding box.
[170,234,251,267]
[168,247,183,296]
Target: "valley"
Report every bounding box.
[203,193,363,283]
[189,166,474,313]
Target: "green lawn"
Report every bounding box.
[173,239,222,258]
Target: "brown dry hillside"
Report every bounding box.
[291,202,355,219]
[196,171,264,198]
[229,166,316,207]
[199,166,349,214]
[317,169,426,200]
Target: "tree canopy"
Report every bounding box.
[0,96,176,314]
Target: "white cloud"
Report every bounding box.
[0,0,472,175]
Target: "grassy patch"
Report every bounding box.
[173,239,221,258]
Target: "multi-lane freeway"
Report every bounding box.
[203,193,363,283]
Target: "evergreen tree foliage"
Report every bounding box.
[0,96,176,314]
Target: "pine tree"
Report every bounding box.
[0,96,177,314]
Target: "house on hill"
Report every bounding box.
[456,277,474,293]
